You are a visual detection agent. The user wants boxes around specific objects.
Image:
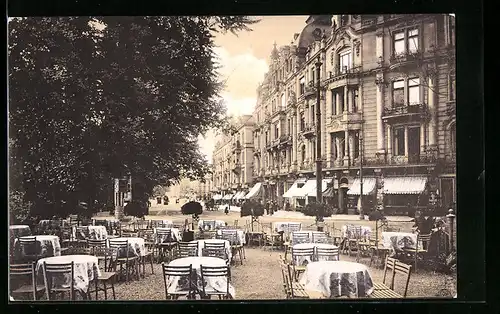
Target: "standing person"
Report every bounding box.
[224,206,229,215]
[265,201,270,215]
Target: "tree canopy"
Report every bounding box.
[8,16,258,219]
[240,200,264,218]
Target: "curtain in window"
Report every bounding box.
[394,31,405,55]
[392,80,405,107]
[408,77,420,104]
[408,29,419,53]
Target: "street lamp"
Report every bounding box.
[315,56,323,205]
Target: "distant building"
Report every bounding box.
[214,14,456,216]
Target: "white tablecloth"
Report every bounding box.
[198,220,226,230]
[109,237,147,257]
[273,222,302,233]
[217,229,246,245]
[381,232,419,250]
[168,256,235,298]
[299,261,374,298]
[87,226,108,240]
[15,235,61,258]
[36,255,101,294]
[341,225,372,238]
[154,227,182,243]
[292,243,339,265]
[191,239,232,261]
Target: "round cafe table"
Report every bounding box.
[217,229,246,245]
[108,237,146,258]
[299,261,374,298]
[87,226,108,240]
[168,256,235,298]
[292,243,339,265]
[10,225,32,238]
[14,235,61,260]
[154,227,182,243]
[36,254,101,296]
[381,232,419,251]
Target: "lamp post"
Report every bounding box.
[315,56,323,206]
[359,107,365,220]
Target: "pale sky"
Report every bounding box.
[197,16,309,162]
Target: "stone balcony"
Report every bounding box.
[324,66,362,87]
[328,111,362,132]
[382,103,428,124]
[300,123,316,138]
[388,51,422,71]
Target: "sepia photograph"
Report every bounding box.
[8,14,457,302]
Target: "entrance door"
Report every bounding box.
[408,127,421,164]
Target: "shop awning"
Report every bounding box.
[234,191,246,200]
[223,194,234,200]
[347,177,377,195]
[295,180,316,199]
[383,176,428,194]
[244,182,263,199]
[212,194,223,200]
[323,187,335,197]
[282,179,307,198]
[304,179,333,198]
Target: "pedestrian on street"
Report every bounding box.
[224,206,229,215]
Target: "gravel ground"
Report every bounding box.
[105,246,455,300]
[92,205,456,300]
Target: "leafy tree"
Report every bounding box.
[302,203,333,223]
[8,16,258,219]
[124,200,148,218]
[240,200,264,218]
[181,201,203,219]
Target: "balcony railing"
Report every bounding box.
[279,134,292,145]
[300,123,316,137]
[328,65,362,80]
[304,81,317,98]
[382,104,427,121]
[389,51,422,69]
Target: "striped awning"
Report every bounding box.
[244,182,263,199]
[347,177,377,195]
[283,179,307,198]
[383,176,428,194]
[304,179,333,198]
[223,194,234,200]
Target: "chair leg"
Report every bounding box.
[150,256,154,274]
[104,282,108,300]
[95,279,99,300]
[111,281,116,300]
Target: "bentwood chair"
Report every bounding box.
[108,240,139,282]
[10,263,45,300]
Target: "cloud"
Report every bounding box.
[213,46,268,99]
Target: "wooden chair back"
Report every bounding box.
[316,247,340,261]
[393,260,412,297]
[278,260,291,298]
[312,232,329,244]
[87,239,107,253]
[203,242,226,250]
[156,229,174,243]
[17,237,40,262]
[161,264,193,299]
[221,231,239,245]
[10,263,38,300]
[291,247,314,265]
[201,248,227,261]
[108,239,132,260]
[76,226,90,240]
[417,233,432,250]
[383,256,397,287]
[42,261,75,300]
[200,265,230,298]
[291,232,310,244]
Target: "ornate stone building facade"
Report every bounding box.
[212,115,255,198]
[250,14,455,215]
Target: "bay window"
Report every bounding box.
[408,28,419,53]
[393,31,405,55]
[392,80,405,107]
[408,77,420,104]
